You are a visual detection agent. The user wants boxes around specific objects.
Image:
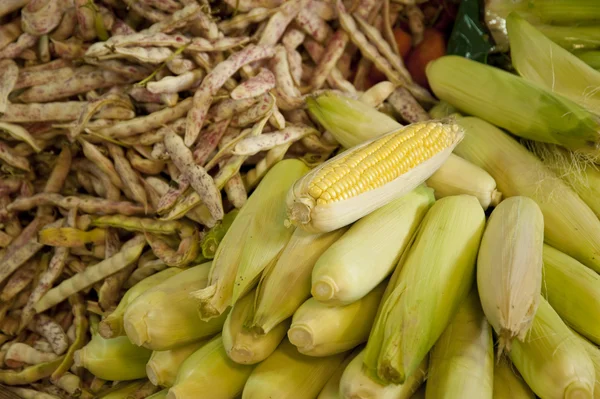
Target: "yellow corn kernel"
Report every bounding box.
[287,121,463,233]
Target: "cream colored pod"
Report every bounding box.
[477,196,544,353]
[285,121,464,233]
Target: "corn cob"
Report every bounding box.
[99,267,182,339]
[427,56,600,154]
[168,335,254,399]
[242,339,347,399]
[250,227,347,335]
[286,121,463,233]
[288,282,386,356]
[477,196,544,353]
[123,262,229,351]
[317,349,360,399]
[305,91,498,213]
[74,318,151,381]
[223,288,289,365]
[492,360,535,399]
[364,195,485,384]
[311,185,434,305]
[146,339,209,388]
[509,297,595,399]
[340,349,427,399]
[192,159,309,320]
[427,154,501,210]
[572,330,600,399]
[507,12,600,114]
[455,116,600,273]
[542,244,600,344]
[425,290,494,398]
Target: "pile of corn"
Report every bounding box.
[2,0,600,398]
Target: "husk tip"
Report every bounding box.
[311,277,339,302]
[564,380,594,399]
[287,325,313,350]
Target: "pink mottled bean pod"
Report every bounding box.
[22,0,64,36]
[309,29,349,90]
[0,18,23,52]
[295,8,333,42]
[0,33,37,60]
[230,68,276,100]
[185,44,275,147]
[223,0,284,12]
[0,60,18,114]
[147,69,204,94]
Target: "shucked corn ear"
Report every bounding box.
[364,195,485,384]
[286,121,463,233]
[99,267,183,339]
[507,12,600,114]
[509,297,595,399]
[223,288,289,365]
[477,196,544,353]
[306,92,401,149]
[241,339,347,399]
[542,244,600,344]
[288,282,386,357]
[454,117,600,274]
[168,335,254,399]
[250,227,347,335]
[492,360,535,399]
[311,185,434,305]
[340,349,427,399]
[74,318,151,381]
[427,154,502,210]
[306,91,499,211]
[427,56,600,154]
[425,290,494,399]
[192,159,309,320]
[124,262,229,351]
[572,331,600,399]
[146,339,209,388]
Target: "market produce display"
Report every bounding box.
[0,0,599,398]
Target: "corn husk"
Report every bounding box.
[477,196,544,353]
[426,154,502,210]
[454,116,600,274]
[509,297,595,399]
[146,339,209,388]
[340,349,426,399]
[223,288,289,365]
[484,0,600,51]
[167,335,254,399]
[288,282,386,357]
[305,92,400,149]
[492,360,535,399]
[532,144,600,219]
[99,267,183,338]
[147,389,169,399]
[242,339,347,399]
[425,290,494,399]
[124,262,229,351]
[576,51,600,70]
[192,159,309,320]
[251,227,347,335]
[572,330,600,399]
[100,381,148,399]
[317,349,361,399]
[427,56,600,153]
[311,185,434,305]
[542,244,600,344]
[74,320,151,381]
[507,12,600,115]
[364,195,485,385]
